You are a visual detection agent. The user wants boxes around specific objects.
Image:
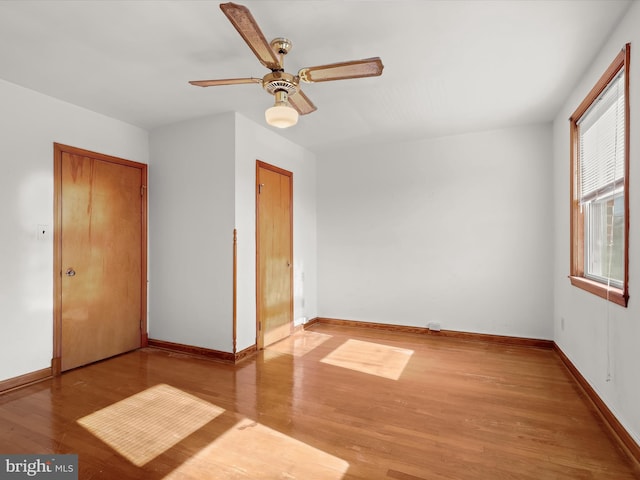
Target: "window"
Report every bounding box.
[570,44,630,307]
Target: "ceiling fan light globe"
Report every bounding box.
[265,104,299,128]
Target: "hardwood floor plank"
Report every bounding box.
[0,324,638,479]
[387,468,428,480]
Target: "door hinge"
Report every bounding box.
[258,183,264,194]
[140,185,147,196]
[258,321,262,331]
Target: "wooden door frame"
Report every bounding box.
[52,143,148,375]
[255,160,294,349]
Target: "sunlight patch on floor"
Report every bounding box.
[266,331,332,357]
[163,418,349,479]
[320,339,414,380]
[77,384,224,466]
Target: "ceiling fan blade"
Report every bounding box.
[299,57,384,83]
[189,77,262,87]
[220,2,282,71]
[288,90,317,115]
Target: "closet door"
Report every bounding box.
[256,161,293,349]
[55,144,147,371]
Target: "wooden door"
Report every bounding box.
[256,161,293,349]
[54,144,147,372]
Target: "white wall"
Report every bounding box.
[234,113,318,351]
[553,1,640,446]
[149,112,318,354]
[0,79,148,382]
[149,112,235,352]
[317,124,553,340]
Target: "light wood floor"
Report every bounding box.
[1,324,639,479]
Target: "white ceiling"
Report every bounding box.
[0,0,632,151]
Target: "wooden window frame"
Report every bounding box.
[569,44,630,307]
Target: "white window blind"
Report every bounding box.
[577,69,625,204]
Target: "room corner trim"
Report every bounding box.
[554,343,640,467]
[147,338,256,364]
[303,317,321,329]
[234,344,257,363]
[0,367,52,395]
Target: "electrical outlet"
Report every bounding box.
[428,322,441,332]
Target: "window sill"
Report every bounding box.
[569,276,628,307]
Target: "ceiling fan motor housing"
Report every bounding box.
[263,71,299,96]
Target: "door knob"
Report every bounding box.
[65,268,76,277]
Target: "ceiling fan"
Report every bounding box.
[189,2,384,128]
